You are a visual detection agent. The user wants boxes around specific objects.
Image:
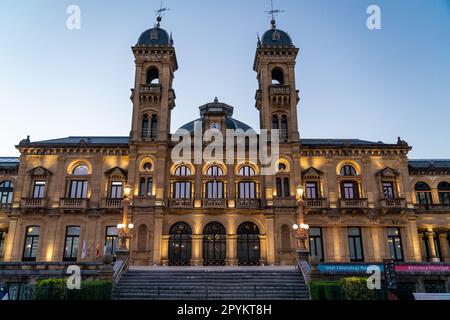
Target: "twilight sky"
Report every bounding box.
[1,0,449,158]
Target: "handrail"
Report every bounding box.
[112,255,129,286]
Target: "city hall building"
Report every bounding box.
[1,17,450,270]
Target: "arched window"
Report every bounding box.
[72,165,89,176]
[271,68,284,85]
[0,180,13,204]
[281,225,291,251]
[237,222,260,266]
[238,165,255,177]
[438,182,450,205]
[202,222,226,266]
[137,225,148,251]
[168,222,192,266]
[206,165,223,176]
[175,165,192,176]
[415,182,432,205]
[69,165,89,199]
[340,165,357,176]
[146,67,159,85]
[150,114,158,139]
[278,162,287,172]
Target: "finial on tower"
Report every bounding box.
[155,0,170,28]
[265,0,284,29]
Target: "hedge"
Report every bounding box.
[33,278,112,300]
[310,277,376,300]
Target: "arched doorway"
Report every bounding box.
[203,222,226,266]
[237,222,261,266]
[168,222,192,266]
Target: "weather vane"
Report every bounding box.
[155,0,170,27]
[265,0,284,28]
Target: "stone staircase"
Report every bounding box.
[113,267,309,300]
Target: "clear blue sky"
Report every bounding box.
[1,0,449,158]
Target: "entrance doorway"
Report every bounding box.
[168,222,192,266]
[203,222,226,266]
[237,222,261,266]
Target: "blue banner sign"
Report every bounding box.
[318,263,384,273]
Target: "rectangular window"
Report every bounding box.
[146,177,153,196]
[32,181,46,199]
[276,178,282,197]
[283,178,290,197]
[306,182,318,199]
[110,181,122,199]
[69,180,88,199]
[387,227,403,261]
[23,226,40,261]
[416,192,433,205]
[63,226,80,262]
[238,181,256,199]
[342,181,358,199]
[173,181,192,199]
[0,230,4,258]
[382,182,395,199]
[105,226,118,255]
[206,181,224,199]
[348,227,364,262]
[309,227,324,262]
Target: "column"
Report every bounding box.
[160,235,169,266]
[226,234,237,266]
[153,215,163,265]
[259,234,268,265]
[405,218,422,262]
[191,234,203,266]
[3,217,18,261]
[265,215,276,265]
[427,230,439,262]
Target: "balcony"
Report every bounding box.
[202,198,227,209]
[414,204,450,213]
[21,198,47,209]
[379,198,406,209]
[140,84,161,94]
[169,199,193,209]
[139,84,161,105]
[304,198,329,209]
[269,85,291,95]
[59,198,89,210]
[339,198,368,209]
[140,129,158,141]
[236,198,261,209]
[0,203,12,212]
[101,198,123,209]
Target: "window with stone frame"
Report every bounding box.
[66,164,90,199]
[204,165,225,199]
[237,165,258,199]
[302,167,324,200]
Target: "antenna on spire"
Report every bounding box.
[155,0,170,27]
[265,0,284,29]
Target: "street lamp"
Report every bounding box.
[117,184,133,253]
[294,184,309,261]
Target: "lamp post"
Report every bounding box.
[117,184,134,254]
[293,184,309,261]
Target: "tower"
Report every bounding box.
[130,15,178,143]
[254,18,300,143]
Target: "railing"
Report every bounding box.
[304,198,328,208]
[269,85,291,95]
[339,198,368,208]
[379,198,406,208]
[102,198,123,209]
[59,198,89,209]
[113,255,129,287]
[169,199,193,209]
[202,198,227,208]
[414,204,450,213]
[140,84,161,94]
[0,203,12,212]
[236,198,261,209]
[141,130,158,140]
[21,198,46,209]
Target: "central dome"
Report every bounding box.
[260,20,293,47]
[136,17,172,46]
[178,98,254,133]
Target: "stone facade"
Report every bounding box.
[0,18,449,269]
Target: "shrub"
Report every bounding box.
[33,278,67,300]
[309,280,343,300]
[32,278,112,300]
[339,277,374,300]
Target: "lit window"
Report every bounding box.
[72,165,89,176]
[32,181,45,199]
[23,226,40,261]
[387,227,403,261]
[0,180,14,204]
[63,226,80,262]
[105,226,119,255]
[309,227,324,262]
